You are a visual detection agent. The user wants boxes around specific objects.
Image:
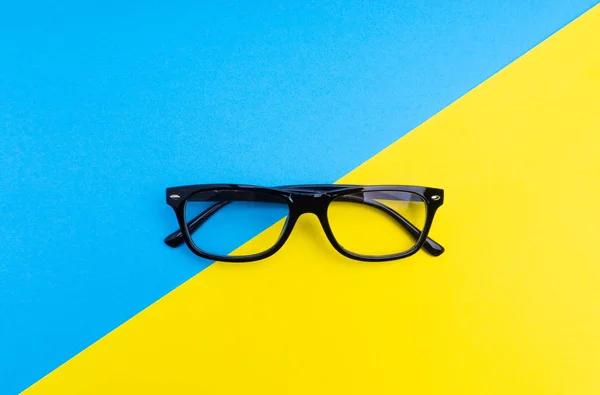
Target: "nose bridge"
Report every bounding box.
[291,193,327,215]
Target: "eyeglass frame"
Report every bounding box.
[165,184,445,262]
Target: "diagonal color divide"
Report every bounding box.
[24,5,600,394]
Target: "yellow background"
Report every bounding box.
[25,5,600,394]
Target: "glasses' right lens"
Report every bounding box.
[184,190,289,258]
[327,190,427,257]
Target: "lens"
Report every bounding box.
[327,190,427,257]
[184,190,289,258]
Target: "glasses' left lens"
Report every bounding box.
[327,190,427,257]
[184,190,289,258]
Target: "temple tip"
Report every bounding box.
[164,231,185,248]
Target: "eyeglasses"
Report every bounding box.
[164,184,445,262]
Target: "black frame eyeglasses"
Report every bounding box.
[164,184,445,262]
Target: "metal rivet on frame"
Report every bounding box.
[169,194,181,200]
[431,195,441,201]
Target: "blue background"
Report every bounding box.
[1,1,597,393]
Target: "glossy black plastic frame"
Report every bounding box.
[165,184,445,262]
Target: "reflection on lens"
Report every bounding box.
[184,190,289,258]
[327,191,427,257]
